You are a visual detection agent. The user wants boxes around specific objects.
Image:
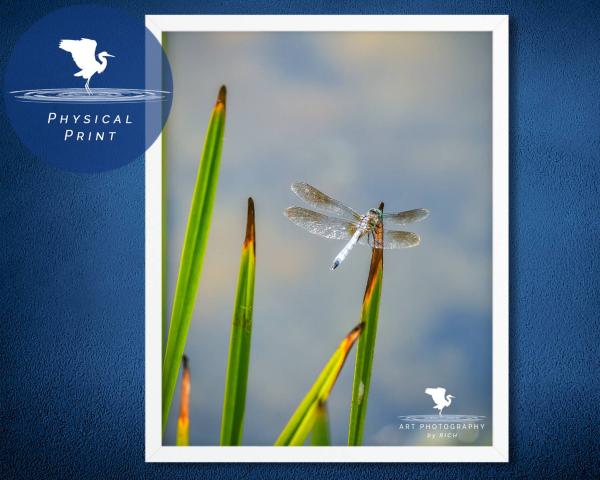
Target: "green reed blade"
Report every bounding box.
[220,198,256,446]
[176,355,190,446]
[311,402,331,446]
[162,86,227,432]
[288,401,320,446]
[348,202,385,446]
[275,323,363,446]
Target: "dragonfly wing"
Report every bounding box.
[383,230,420,249]
[285,207,357,240]
[291,182,361,221]
[359,229,420,249]
[382,208,429,226]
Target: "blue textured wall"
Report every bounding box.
[1,1,598,478]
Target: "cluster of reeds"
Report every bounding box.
[162,86,385,446]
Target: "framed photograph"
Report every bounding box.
[145,15,508,462]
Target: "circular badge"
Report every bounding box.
[3,5,173,173]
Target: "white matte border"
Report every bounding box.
[145,15,509,463]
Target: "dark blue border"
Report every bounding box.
[2,1,599,478]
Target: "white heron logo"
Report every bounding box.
[59,38,115,95]
[11,36,168,104]
[425,387,455,416]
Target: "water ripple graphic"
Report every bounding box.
[398,415,486,423]
[10,88,170,104]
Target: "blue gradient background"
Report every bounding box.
[1,0,599,478]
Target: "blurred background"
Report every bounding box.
[162,32,492,446]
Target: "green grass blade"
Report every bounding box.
[162,86,227,432]
[348,202,385,446]
[288,401,320,446]
[275,323,363,446]
[220,198,256,446]
[176,355,190,446]
[311,402,331,446]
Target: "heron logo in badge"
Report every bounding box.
[4,5,173,172]
[10,37,169,105]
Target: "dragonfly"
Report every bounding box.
[284,182,429,270]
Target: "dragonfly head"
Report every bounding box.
[368,208,383,219]
[366,208,383,229]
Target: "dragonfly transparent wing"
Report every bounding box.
[359,229,420,249]
[382,208,429,226]
[284,206,357,240]
[291,182,361,221]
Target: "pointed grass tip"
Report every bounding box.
[341,322,364,354]
[244,197,255,252]
[217,85,227,106]
[347,322,365,344]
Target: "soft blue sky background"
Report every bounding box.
[163,32,492,446]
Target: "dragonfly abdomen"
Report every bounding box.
[331,229,363,270]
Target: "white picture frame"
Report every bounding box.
[145,14,509,463]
